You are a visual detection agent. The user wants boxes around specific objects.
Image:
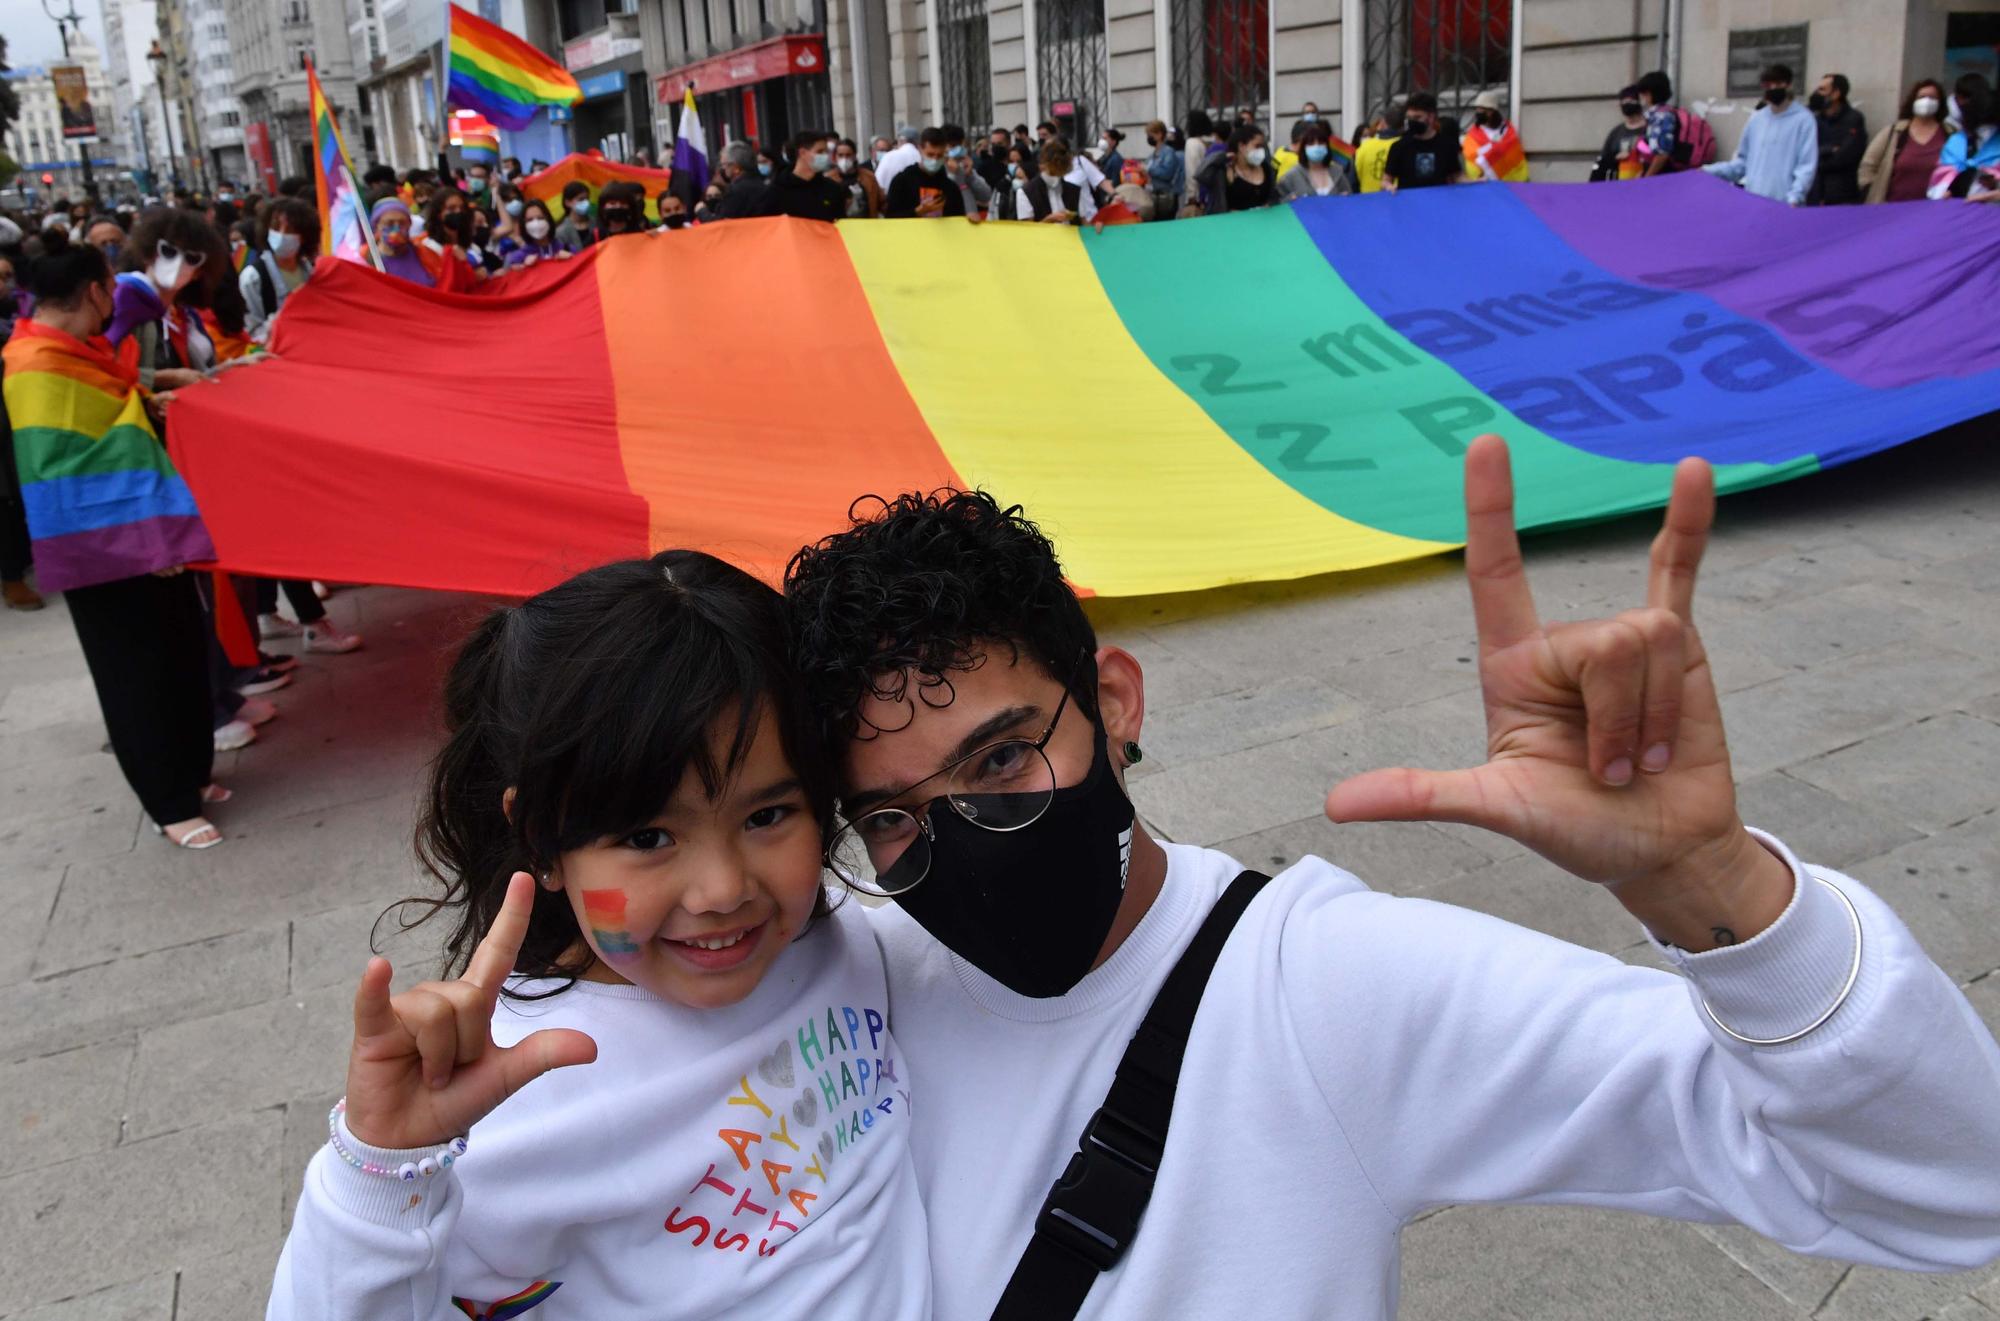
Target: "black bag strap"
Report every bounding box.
[990,868,1273,1320]
[253,256,279,323]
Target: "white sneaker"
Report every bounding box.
[238,697,279,727]
[259,612,303,638]
[312,581,334,600]
[304,625,364,654]
[214,719,257,751]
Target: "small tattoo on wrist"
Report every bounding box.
[1711,926,1739,947]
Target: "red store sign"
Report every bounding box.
[655,33,825,102]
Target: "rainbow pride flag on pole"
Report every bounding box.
[2,321,215,592]
[446,2,581,132]
[308,61,383,270]
[169,175,2000,600]
[449,109,501,165]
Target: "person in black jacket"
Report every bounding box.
[760,130,849,221]
[884,128,967,218]
[1808,72,1868,204]
[715,143,770,220]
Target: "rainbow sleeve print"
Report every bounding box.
[2,321,215,592]
[447,3,582,131]
[167,173,2000,601]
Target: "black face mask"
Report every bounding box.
[892,721,1136,999]
[1477,111,1501,129]
[1406,117,1429,135]
[1620,101,1643,118]
[442,210,471,241]
[1807,92,1829,113]
[1765,86,1791,106]
[662,213,687,229]
[601,209,631,230]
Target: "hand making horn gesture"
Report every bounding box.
[343,872,599,1150]
[1327,435,1794,949]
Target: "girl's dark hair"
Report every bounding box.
[1900,78,1946,121]
[265,196,321,253]
[785,490,1100,745]
[1955,74,1998,130]
[1185,109,1215,138]
[521,198,556,230]
[422,187,466,238]
[408,550,834,990]
[1299,121,1335,150]
[23,227,108,306]
[124,207,229,301]
[1229,124,1266,154]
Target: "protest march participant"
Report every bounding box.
[1463,88,1530,181]
[761,129,849,222]
[1015,140,1097,224]
[3,232,223,848]
[370,197,436,287]
[552,181,594,250]
[1278,121,1354,199]
[1860,78,1949,203]
[1383,91,1462,190]
[1193,125,1278,212]
[240,197,316,341]
[783,442,2000,1319]
[496,198,569,264]
[884,129,966,219]
[269,552,929,1319]
[1353,101,1403,192]
[1594,86,1650,180]
[1705,64,1819,205]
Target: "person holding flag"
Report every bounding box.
[1464,88,1531,182]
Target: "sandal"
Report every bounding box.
[200,783,233,805]
[154,817,224,849]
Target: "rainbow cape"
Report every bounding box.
[167,175,2000,600]
[450,109,501,166]
[447,3,581,132]
[1465,122,1529,182]
[309,61,381,268]
[3,321,214,592]
[520,153,675,222]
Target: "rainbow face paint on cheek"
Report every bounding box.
[580,889,642,958]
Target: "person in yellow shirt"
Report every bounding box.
[1355,100,1404,193]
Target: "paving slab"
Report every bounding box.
[1733,771,1925,873]
[1787,713,2000,834]
[1845,814,2000,985]
[5,1275,175,1321]
[0,1038,133,1179]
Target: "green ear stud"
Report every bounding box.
[1123,741,1144,766]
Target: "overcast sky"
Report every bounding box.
[3,0,111,68]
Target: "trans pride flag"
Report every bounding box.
[1,321,214,592]
[446,3,581,132]
[308,61,381,269]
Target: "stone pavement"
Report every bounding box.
[3,424,1998,1320]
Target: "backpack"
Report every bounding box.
[1671,107,1717,169]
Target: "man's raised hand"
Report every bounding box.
[342,871,597,1151]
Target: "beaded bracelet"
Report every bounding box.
[328,1098,469,1182]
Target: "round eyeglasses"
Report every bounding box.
[825,679,1075,897]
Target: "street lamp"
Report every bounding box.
[40,0,97,198]
[146,40,181,191]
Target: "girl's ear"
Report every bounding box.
[501,787,516,821]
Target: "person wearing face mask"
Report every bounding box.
[715,141,772,219]
[940,124,995,220]
[239,197,316,342]
[1382,91,1463,191]
[107,209,226,391]
[371,196,438,287]
[553,182,595,250]
[1194,125,1278,212]
[873,124,925,191]
[1014,139,1098,223]
[1353,100,1404,193]
[985,143,1034,222]
[1861,78,1950,203]
[1277,121,1354,200]
[1805,73,1868,205]
[83,217,125,269]
[760,129,850,222]
[976,127,1013,193]
[833,137,884,217]
[1097,127,1126,183]
[498,198,572,263]
[1592,86,1650,181]
[1143,119,1183,219]
[653,190,692,231]
[419,189,488,286]
[1929,74,2000,201]
[4,229,226,847]
[487,184,526,249]
[591,181,650,240]
[885,128,968,218]
[1705,64,1818,205]
[1462,88,1529,182]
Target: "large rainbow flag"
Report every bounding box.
[166,175,2000,600]
[521,153,675,221]
[446,3,581,132]
[3,321,214,592]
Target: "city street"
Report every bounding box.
[2,422,1998,1320]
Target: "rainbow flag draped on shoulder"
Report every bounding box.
[2,321,214,592]
[308,61,382,268]
[1464,122,1528,182]
[447,3,581,131]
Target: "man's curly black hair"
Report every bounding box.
[784,490,1099,745]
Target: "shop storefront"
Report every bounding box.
[655,33,833,155]
[564,21,654,160]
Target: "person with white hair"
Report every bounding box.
[874,124,924,190]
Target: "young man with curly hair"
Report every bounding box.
[783,438,2000,1319]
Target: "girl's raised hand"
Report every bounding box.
[342,871,598,1151]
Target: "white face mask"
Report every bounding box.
[1244,146,1267,166]
[268,231,301,259]
[526,218,551,239]
[150,255,189,292]
[1041,172,1064,189]
[1913,96,1941,119]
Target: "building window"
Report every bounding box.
[1169,0,1267,123]
[1359,0,1511,124]
[939,0,992,130]
[286,0,309,21]
[558,0,607,40]
[1035,0,1106,143]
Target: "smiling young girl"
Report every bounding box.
[269,551,926,1320]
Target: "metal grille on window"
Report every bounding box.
[1035,0,1105,148]
[1168,0,1266,126]
[1359,0,1511,126]
[938,0,992,131]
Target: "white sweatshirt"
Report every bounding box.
[871,831,2000,1320]
[269,899,928,1320]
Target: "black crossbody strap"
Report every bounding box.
[990,869,1273,1320]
